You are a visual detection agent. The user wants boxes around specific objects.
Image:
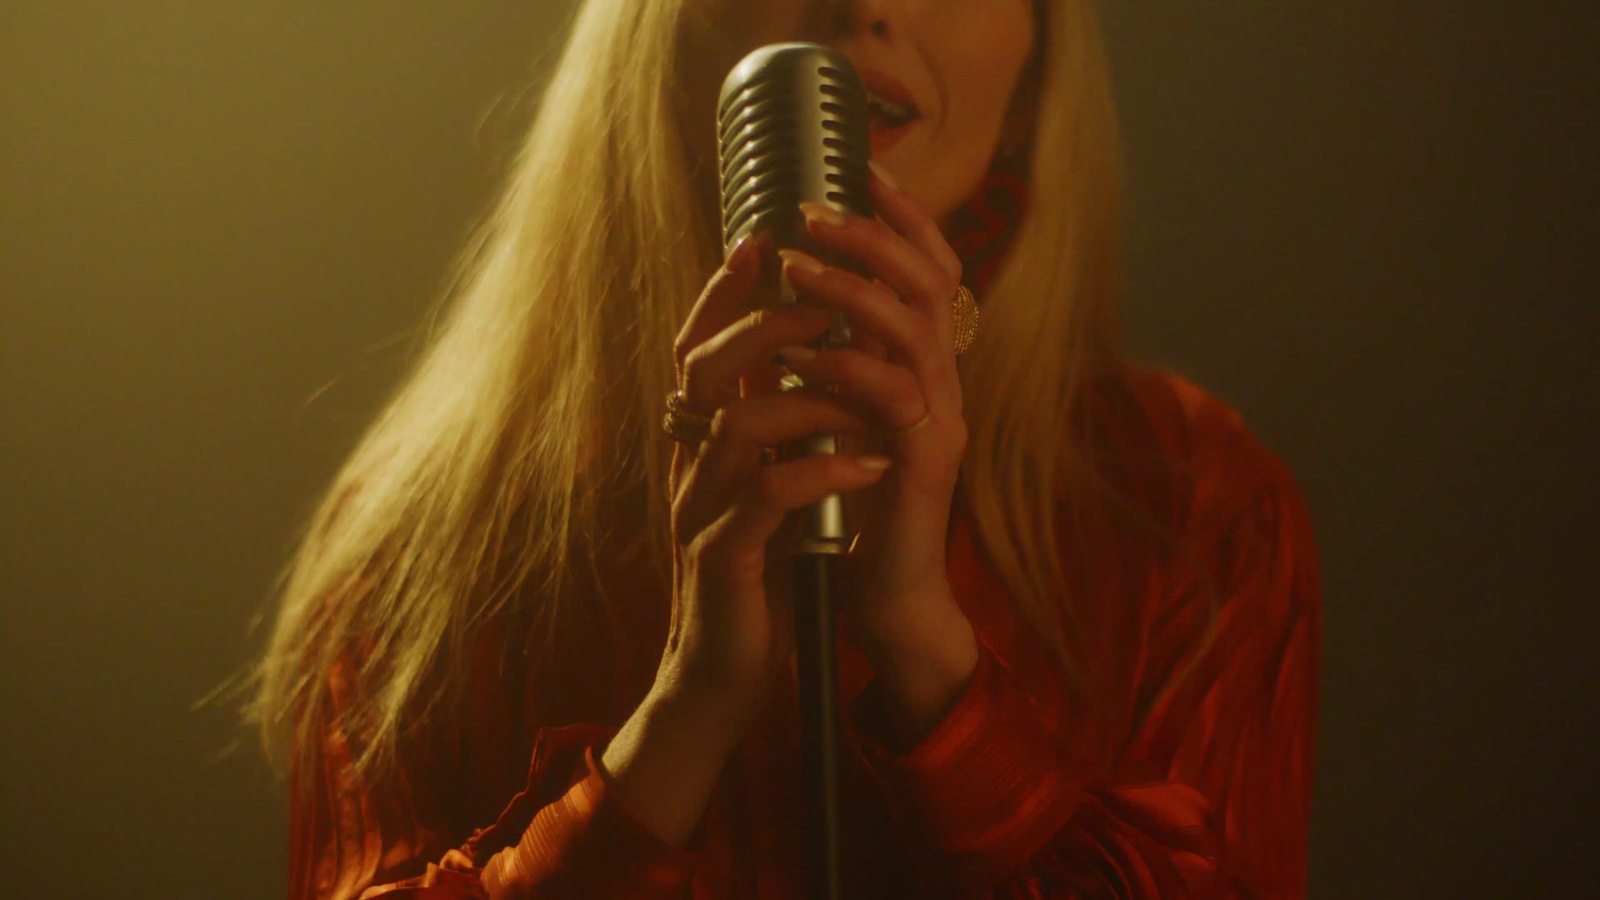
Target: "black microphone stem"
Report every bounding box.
[794,552,842,900]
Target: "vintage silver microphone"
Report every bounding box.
[719,41,872,546]
[717,42,872,900]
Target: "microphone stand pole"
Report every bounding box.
[794,548,842,900]
[781,284,853,900]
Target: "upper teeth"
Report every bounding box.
[866,91,916,121]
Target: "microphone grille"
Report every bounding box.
[717,44,872,255]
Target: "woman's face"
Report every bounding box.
[707,0,1039,226]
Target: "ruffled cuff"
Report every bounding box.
[467,725,708,898]
[844,639,1086,891]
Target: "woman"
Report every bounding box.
[249,0,1321,897]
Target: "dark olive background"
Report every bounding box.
[2,1,1594,896]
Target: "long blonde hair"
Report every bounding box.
[248,0,1204,794]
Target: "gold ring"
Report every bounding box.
[663,389,713,444]
[887,409,932,438]
[953,285,979,356]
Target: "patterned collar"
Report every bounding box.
[943,158,1031,297]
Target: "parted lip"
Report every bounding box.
[856,65,922,118]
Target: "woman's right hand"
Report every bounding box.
[596,233,891,851]
[658,232,892,722]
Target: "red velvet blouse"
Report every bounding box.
[287,363,1322,899]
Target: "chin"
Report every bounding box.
[875,133,989,225]
[909,171,973,227]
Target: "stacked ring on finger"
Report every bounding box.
[887,409,933,438]
[663,389,713,444]
[663,389,784,465]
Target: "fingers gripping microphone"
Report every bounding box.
[718,42,873,554]
[717,44,872,900]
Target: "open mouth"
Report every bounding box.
[857,67,923,153]
[865,90,921,131]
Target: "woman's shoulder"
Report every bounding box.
[1087,361,1310,531]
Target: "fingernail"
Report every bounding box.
[778,248,827,277]
[776,344,817,362]
[867,160,899,191]
[737,231,774,266]
[799,201,848,228]
[728,234,755,268]
[856,454,892,471]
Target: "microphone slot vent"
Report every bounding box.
[725,152,804,179]
[720,99,795,143]
[725,192,800,238]
[722,119,793,151]
[717,79,787,121]
[721,132,801,180]
[724,166,802,195]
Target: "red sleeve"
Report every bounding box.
[291,683,710,900]
[844,470,1321,899]
[466,728,710,898]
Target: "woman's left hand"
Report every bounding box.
[774,163,974,662]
